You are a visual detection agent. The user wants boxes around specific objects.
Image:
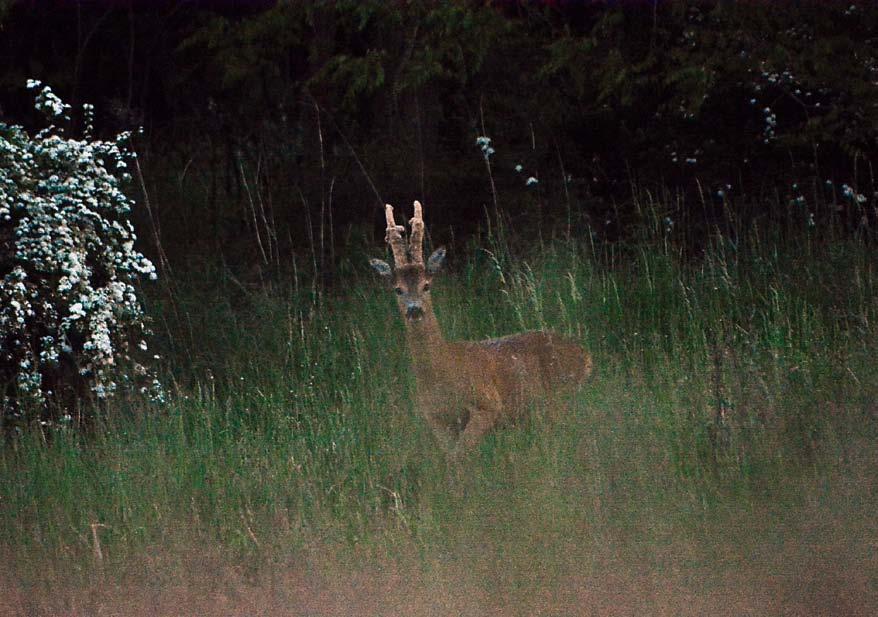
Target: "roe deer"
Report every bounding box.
[370,201,592,454]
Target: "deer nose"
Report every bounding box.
[406,303,424,320]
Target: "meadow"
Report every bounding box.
[2,200,877,615]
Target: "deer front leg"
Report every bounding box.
[457,407,498,452]
[457,383,504,453]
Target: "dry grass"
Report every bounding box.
[5,553,873,616]
[5,491,875,617]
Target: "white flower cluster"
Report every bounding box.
[841,183,867,204]
[748,60,828,145]
[1,81,162,419]
[475,135,495,160]
[761,106,777,143]
[28,79,70,119]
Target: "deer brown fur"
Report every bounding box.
[370,202,592,453]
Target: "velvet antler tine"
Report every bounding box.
[409,200,425,264]
[384,204,408,266]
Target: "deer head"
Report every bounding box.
[369,201,445,323]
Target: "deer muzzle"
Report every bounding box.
[406,303,425,321]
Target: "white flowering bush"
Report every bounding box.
[0,81,162,424]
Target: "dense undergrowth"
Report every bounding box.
[2,216,877,610]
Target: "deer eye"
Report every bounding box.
[394,287,404,295]
[423,283,431,292]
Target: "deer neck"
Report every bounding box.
[403,308,451,384]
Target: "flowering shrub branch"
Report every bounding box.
[1,81,162,424]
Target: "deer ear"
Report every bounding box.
[426,247,446,274]
[369,258,393,278]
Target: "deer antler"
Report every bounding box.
[409,200,425,265]
[384,204,408,266]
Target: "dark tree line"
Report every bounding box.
[2,0,877,271]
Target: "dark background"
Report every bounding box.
[2,0,877,279]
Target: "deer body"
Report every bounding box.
[371,202,592,453]
[411,331,592,450]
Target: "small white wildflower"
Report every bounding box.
[514,164,523,173]
[525,176,539,186]
[475,136,496,160]
[68,302,85,319]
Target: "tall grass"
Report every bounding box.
[2,215,877,606]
